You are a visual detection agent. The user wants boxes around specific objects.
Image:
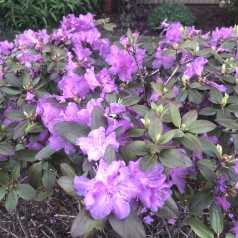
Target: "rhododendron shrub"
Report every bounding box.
[0,13,238,238]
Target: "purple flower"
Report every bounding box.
[128,159,171,212]
[58,73,90,99]
[153,47,175,70]
[235,160,238,174]
[76,126,119,162]
[169,167,190,193]
[74,160,138,219]
[205,81,227,93]
[0,40,13,55]
[163,22,183,45]
[184,57,208,79]
[214,196,231,210]
[231,221,238,238]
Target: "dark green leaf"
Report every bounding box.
[122,96,141,106]
[180,133,203,151]
[140,154,157,171]
[28,163,42,188]
[54,121,90,145]
[156,197,179,219]
[91,106,108,130]
[60,163,76,178]
[16,184,37,200]
[119,146,137,163]
[108,210,146,238]
[159,149,192,168]
[128,141,148,156]
[42,164,56,190]
[132,105,149,117]
[5,111,25,121]
[125,128,145,138]
[209,203,224,236]
[188,218,214,238]
[0,142,15,155]
[189,190,213,212]
[35,145,55,160]
[186,120,216,133]
[5,190,18,212]
[57,176,77,197]
[71,208,98,237]
[148,117,163,142]
[215,119,238,130]
[169,103,181,128]
[159,129,184,144]
[16,149,37,162]
[182,110,198,125]
[104,144,116,164]
[197,160,218,183]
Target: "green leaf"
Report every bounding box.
[125,128,145,138]
[0,186,7,201]
[119,146,137,163]
[108,210,146,238]
[54,121,90,145]
[42,163,56,190]
[215,119,238,130]
[199,137,218,156]
[159,149,192,168]
[91,106,108,130]
[132,105,150,117]
[60,163,76,178]
[197,160,218,183]
[5,111,25,121]
[5,190,18,212]
[225,233,235,238]
[188,89,202,104]
[57,176,77,197]
[180,133,203,151]
[148,117,163,142]
[209,203,224,236]
[16,184,37,200]
[104,144,116,164]
[169,103,181,128]
[140,154,157,171]
[122,96,141,106]
[35,145,55,160]
[128,141,148,156]
[199,107,218,116]
[156,197,179,219]
[182,110,198,125]
[71,208,98,237]
[0,142,15,155]
[189,190,213,212]
[188,218,214,238]
[4,73,22,88]
[16,149,37,162]
[21,72,31,87]
[1,87,22,95]
[28,163,43,188]
[209,87,223,104]
[186,120,216,134]
[103,23,117,31]
[11,162,21,181]
[159,129,184,144]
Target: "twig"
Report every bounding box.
[16,209,30,238]
[163,219,172,238]
[54,214,76,218]
[165,65,179,86]
[0,224,19,238]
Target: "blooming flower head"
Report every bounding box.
[76,126,119,161]
[128,159,172,212]
[184,57,208,80]
[74,160,138,219]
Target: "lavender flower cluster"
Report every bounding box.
[1,13,238,238]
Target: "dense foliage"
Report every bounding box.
[0,13,238,238]
[148,3,195,29]
[0,0,101,30]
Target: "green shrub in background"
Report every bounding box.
[0,0,102,31]
[148,3,195,30]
